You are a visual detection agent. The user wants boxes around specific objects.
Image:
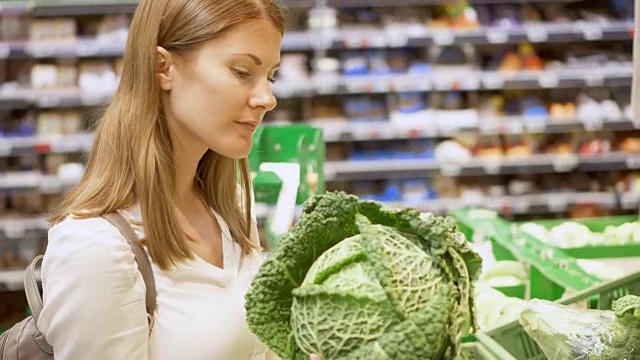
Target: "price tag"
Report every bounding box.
[526,25,549,42]
[524,121,546,133]
[0,140,12,156]
[39,175,63,194]
[441,163,462,177]
[316,81,340,95]
[504,121,524,134]
[547,196,569,212]
[552,155,578,172]
[538,73,560,88]
[583,118,604,132]
[439,126,461,138]
[392,77,417,92]
[76,42,100,56]
[0,44,10,59]
[479,122,500,135]
[486,29,509,44]
[625,155,640,169]
[4,219,26,239]
[432,30,455,45]
[29,44,56,58]
[415,78,432,91]
[621,193,640,210]
[37,93,62,107]
[584,72,604,87]
[371,79,390,93]
[319,123,343,142]
[513,200,531,214]
[462,77,481,90]
[81,92,107,106]
[582,25,603,41]
[482,160,502,175]
[343,33,364,48]
[482,73,505,89]
[387,31,409,47]
[402,128,423,139]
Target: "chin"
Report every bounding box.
[216,145,252,160]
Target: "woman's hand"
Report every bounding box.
[310,354,322,360]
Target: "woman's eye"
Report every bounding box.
[233,69,251,78]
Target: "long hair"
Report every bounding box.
[48,0,285,270]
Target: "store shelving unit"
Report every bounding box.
[0,0,638,292]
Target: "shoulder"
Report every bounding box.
[48,215,130,251]
[44,215,140,285]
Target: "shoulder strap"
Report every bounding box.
[102,212,157,318]
[24,212,157,326]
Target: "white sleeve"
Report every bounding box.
[39,216,149,360]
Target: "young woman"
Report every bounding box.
[38,0,320,359]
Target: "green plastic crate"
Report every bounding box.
[452,209,600,301]
[485,270,640,360]
[461,339,514,360]
[522,215,640,259]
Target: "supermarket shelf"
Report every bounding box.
[29,0,313,16]
[384,191,618,215]
[0,31,311,59]
[1,67,633,110]
[328,0,579,7]
[3,21,627,59]
[325,153,640,181]
[0,269,29,292]
[272,66,634,98]
[0,1,30,15]
[333,21,634,49]
[32,2,137,16]
[0,134,94,156]
[581,152,640,172]
[314,118,639,143]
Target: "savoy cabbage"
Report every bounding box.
[245,191,482,360]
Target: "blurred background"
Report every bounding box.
[0,0,639,347]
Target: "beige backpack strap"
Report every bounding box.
[102,212,157,320]
[23,255,44,322]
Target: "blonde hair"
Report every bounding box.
[48,0,285,270]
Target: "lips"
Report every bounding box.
[235,121,259,132]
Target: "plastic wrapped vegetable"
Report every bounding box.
[245,191,482,360]
[475,283,528,329]
[520,295,640,359]
[548,222,593,248]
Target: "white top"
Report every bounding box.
[39,203,279,360]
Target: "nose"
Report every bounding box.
[249,78,277,112]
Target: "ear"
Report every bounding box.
[157,46,174,91]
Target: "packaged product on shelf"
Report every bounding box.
[96,15,130,43]
[78,60,118,96]
[0,13,29,41]
[504,134,534,158]
[343,95,387,123]
[474,135,503,159]
[37,111,64,137]
[520,295,640,360]
[277,53,309,81]
[62,111,83,135]
[30,64,59,90]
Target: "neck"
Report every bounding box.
[170,128,208,210]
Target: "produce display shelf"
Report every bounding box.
[484,270,640,360]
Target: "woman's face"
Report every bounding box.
[159,19,281,160]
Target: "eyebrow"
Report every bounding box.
[233,53,280,69]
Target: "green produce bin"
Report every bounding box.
[522,215,640,259]
[461,338,515,360]
[452,209,600,301]
[485,269,640,360]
